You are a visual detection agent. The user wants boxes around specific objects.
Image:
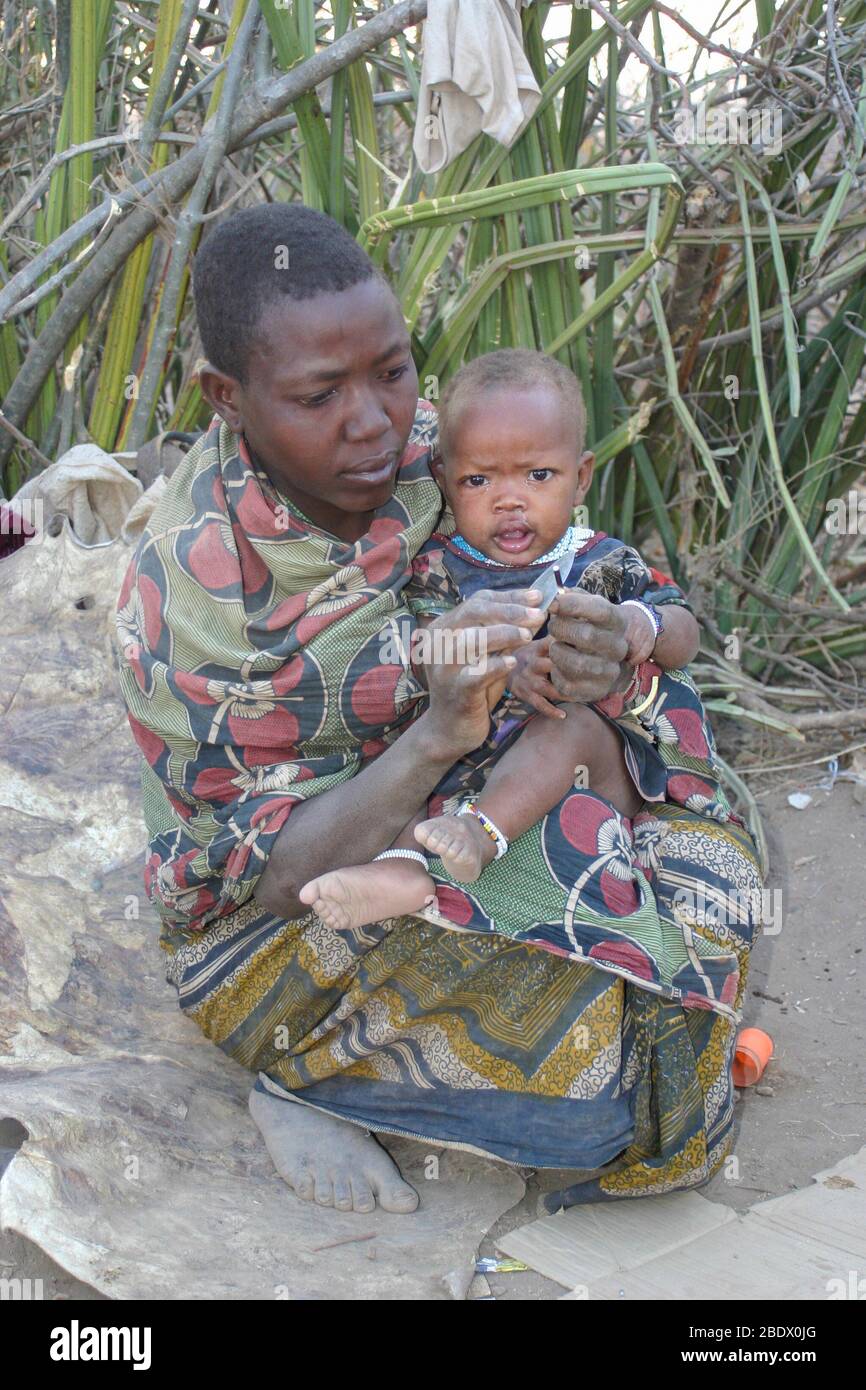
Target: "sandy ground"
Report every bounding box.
[2,776,863,1301]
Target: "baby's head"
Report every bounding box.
[434,349,593,566]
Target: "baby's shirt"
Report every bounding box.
[404,525,734,824]
[405,523,691,622]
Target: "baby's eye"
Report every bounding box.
[464,475,488,487]
[529,468,552,482]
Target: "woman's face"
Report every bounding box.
[200,276,419,542]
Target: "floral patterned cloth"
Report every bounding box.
[406,524,732,818]
[399,525,752,1017]
[116,406,440,933]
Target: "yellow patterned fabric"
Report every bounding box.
[164,806,760,1203]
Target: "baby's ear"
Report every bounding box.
[575,449,595,496]
[430,452,446,488]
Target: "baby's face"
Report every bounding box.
[438,385,591,566]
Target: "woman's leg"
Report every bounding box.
[165,897,635,1209]
[168,804,760,1214]
[545,805,763,1209]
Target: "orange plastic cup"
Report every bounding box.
[732,1027,773,1087]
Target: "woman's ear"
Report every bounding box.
[199,363,244,433]
[575,449,595,500]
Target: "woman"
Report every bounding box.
[116,203,761,1216]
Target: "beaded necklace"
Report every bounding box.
[450,523,593,569]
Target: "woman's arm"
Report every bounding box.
[256,589,545,918]
[256,714,462,917]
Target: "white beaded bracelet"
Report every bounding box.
[457,801,509,860]
[621,598,662,645]
[373,849,429,867]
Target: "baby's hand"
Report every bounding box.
[508,636,567,719]
[623,606,657,665]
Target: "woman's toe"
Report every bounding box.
[376,1180,419,1214]
[314,1176,334,1206]
[332,1175,353,1211]
[292,1164,315,1201]
[350,1177,375,1213]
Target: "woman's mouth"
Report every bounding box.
[342,451,399,485]
[494,525,535,554]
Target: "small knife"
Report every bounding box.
[533,547,575,612]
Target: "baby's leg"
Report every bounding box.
[415,705,642,882]
[482,703,643,825]
[299,811,435,931]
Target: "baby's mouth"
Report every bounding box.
[493,523,535,555]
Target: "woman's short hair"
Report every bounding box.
[438,348,587,460]
[193,202,382,383]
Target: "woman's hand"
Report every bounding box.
[547,590,631,703]
[423,588,545,757]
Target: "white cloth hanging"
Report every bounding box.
[13,444,142,547]
[413,0,542,174]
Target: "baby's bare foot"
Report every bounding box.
[249,1088,419,1214]
[299,859,434,931]
[414,813,496,883]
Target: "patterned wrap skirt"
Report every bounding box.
[163,796,760,1209]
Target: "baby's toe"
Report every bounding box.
[416,822,446,850]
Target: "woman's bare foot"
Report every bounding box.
[299,858,435,931]
[414,812,496,883]
[249,1088,420,1214]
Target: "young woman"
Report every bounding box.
[116,202,762,1217]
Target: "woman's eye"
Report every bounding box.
[529,468,552,482]
[300,363,408,405]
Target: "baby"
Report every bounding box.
[299,348,703,932]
